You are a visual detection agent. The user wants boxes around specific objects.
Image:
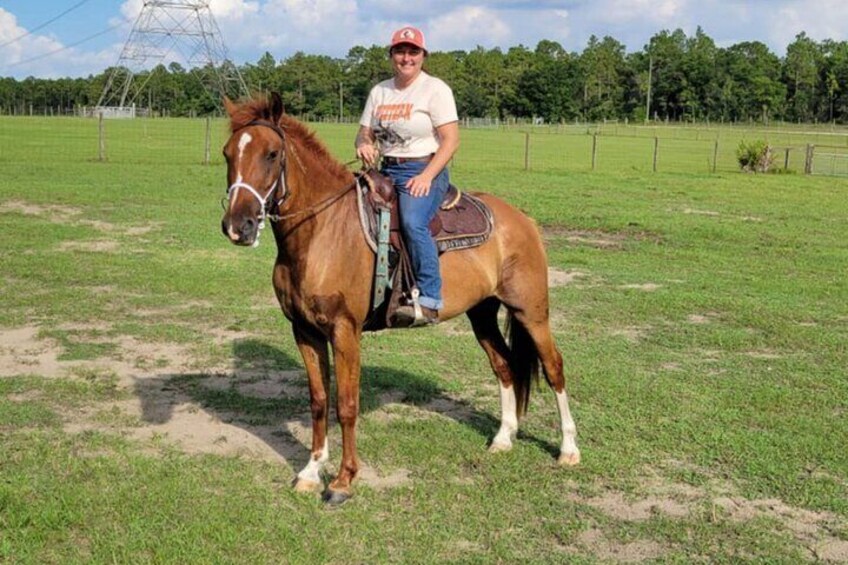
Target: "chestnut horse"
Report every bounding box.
[220,93,579,504]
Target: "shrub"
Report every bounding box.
[736,140,774,173]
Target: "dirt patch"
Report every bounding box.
[619,283,662,292]
[57,240,121,253]
[0,200,82,218]
[541,226,661,249]
[236,370,305,399]
[124,224,161,236]
[573,529,668,562]
[610,325,651,343]
[745,350,783,360]
[682,208,721,217]
[358,465,412,491]
[713,496,848,560]
[0,325,411,485]
[814,539,848,562]
[1,200,161,239]
[0,326,66,377]
[568,470,848,562]
[548,268,588,287]
[584,491,689,521]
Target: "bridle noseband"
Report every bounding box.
[225,119,288,232]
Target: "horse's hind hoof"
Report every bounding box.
[322,488,352,506]
[293,478,322,494]
[488,441,513,454]
[558,451,581,466]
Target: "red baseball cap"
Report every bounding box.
[390,26,427,52]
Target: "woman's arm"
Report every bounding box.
[406,121,459,197]
[355,125,379,167]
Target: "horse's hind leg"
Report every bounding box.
[467,298,518,453]
[512,307,580,466]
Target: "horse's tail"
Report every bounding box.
[505,311,540,419]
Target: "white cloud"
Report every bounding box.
[0,8,118,78]
[212,0,261,19]
[428,6,512,50]
[233,0,360,52]
[588,0,688,26]
[767,0,848,50]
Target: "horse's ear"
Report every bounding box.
[269,92,284,123]
[223,96,238,117]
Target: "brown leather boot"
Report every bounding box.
[391,305,439,327]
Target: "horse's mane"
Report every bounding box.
[228,96,350,179]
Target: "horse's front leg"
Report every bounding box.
[292,323,331,493]
[323,320,362,505]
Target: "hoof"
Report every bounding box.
[293,478,322,494]
[558,451,581,466]
[322,488,352,506]
[488,441,513,454]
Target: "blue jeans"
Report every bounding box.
[382,160,449,310]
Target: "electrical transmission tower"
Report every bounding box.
[97,0,248,112]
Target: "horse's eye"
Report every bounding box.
[267,151,278,161]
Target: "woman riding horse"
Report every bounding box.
[220,93,579,504]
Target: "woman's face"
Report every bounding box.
[391,44,425,83]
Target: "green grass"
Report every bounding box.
[0,117,847,562]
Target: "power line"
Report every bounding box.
[0,0,95,49]
[2,23,123,70]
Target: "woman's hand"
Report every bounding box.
[356,143,379,167]
[355,126,378,167]
[405,173,434,198]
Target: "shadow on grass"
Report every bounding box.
[132,338,560,474]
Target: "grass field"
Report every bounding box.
[1,116,847,562]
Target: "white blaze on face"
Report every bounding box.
[236,132,253,182]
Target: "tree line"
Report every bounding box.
[2,28,848,124]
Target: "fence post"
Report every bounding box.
[591,134,598,171]
[652,137,659,172]
[784,148,790,170]
[524,132,530,171]
[805,144,814,174]
[713,140,719,173]
[98,112,106,162]
[204,116,212,166]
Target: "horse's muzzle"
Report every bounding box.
[221,215,258,246]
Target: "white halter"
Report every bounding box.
[226,166,286,247]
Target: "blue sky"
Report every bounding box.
[1,0,847,79]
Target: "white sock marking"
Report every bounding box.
[555,390,579,458]
[491,382,518,449]
[297,437,329,484]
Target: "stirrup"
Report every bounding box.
[392,289,437,328]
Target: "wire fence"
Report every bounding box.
[2,115,848,177]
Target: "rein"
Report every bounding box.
[266,177,358,223]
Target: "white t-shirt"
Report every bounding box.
[359,72,458,158]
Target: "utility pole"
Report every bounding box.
[645,54,653,125]
[339,81,343,122]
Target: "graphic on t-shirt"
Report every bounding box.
[375,103,413,122]
[373,121,409,152]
